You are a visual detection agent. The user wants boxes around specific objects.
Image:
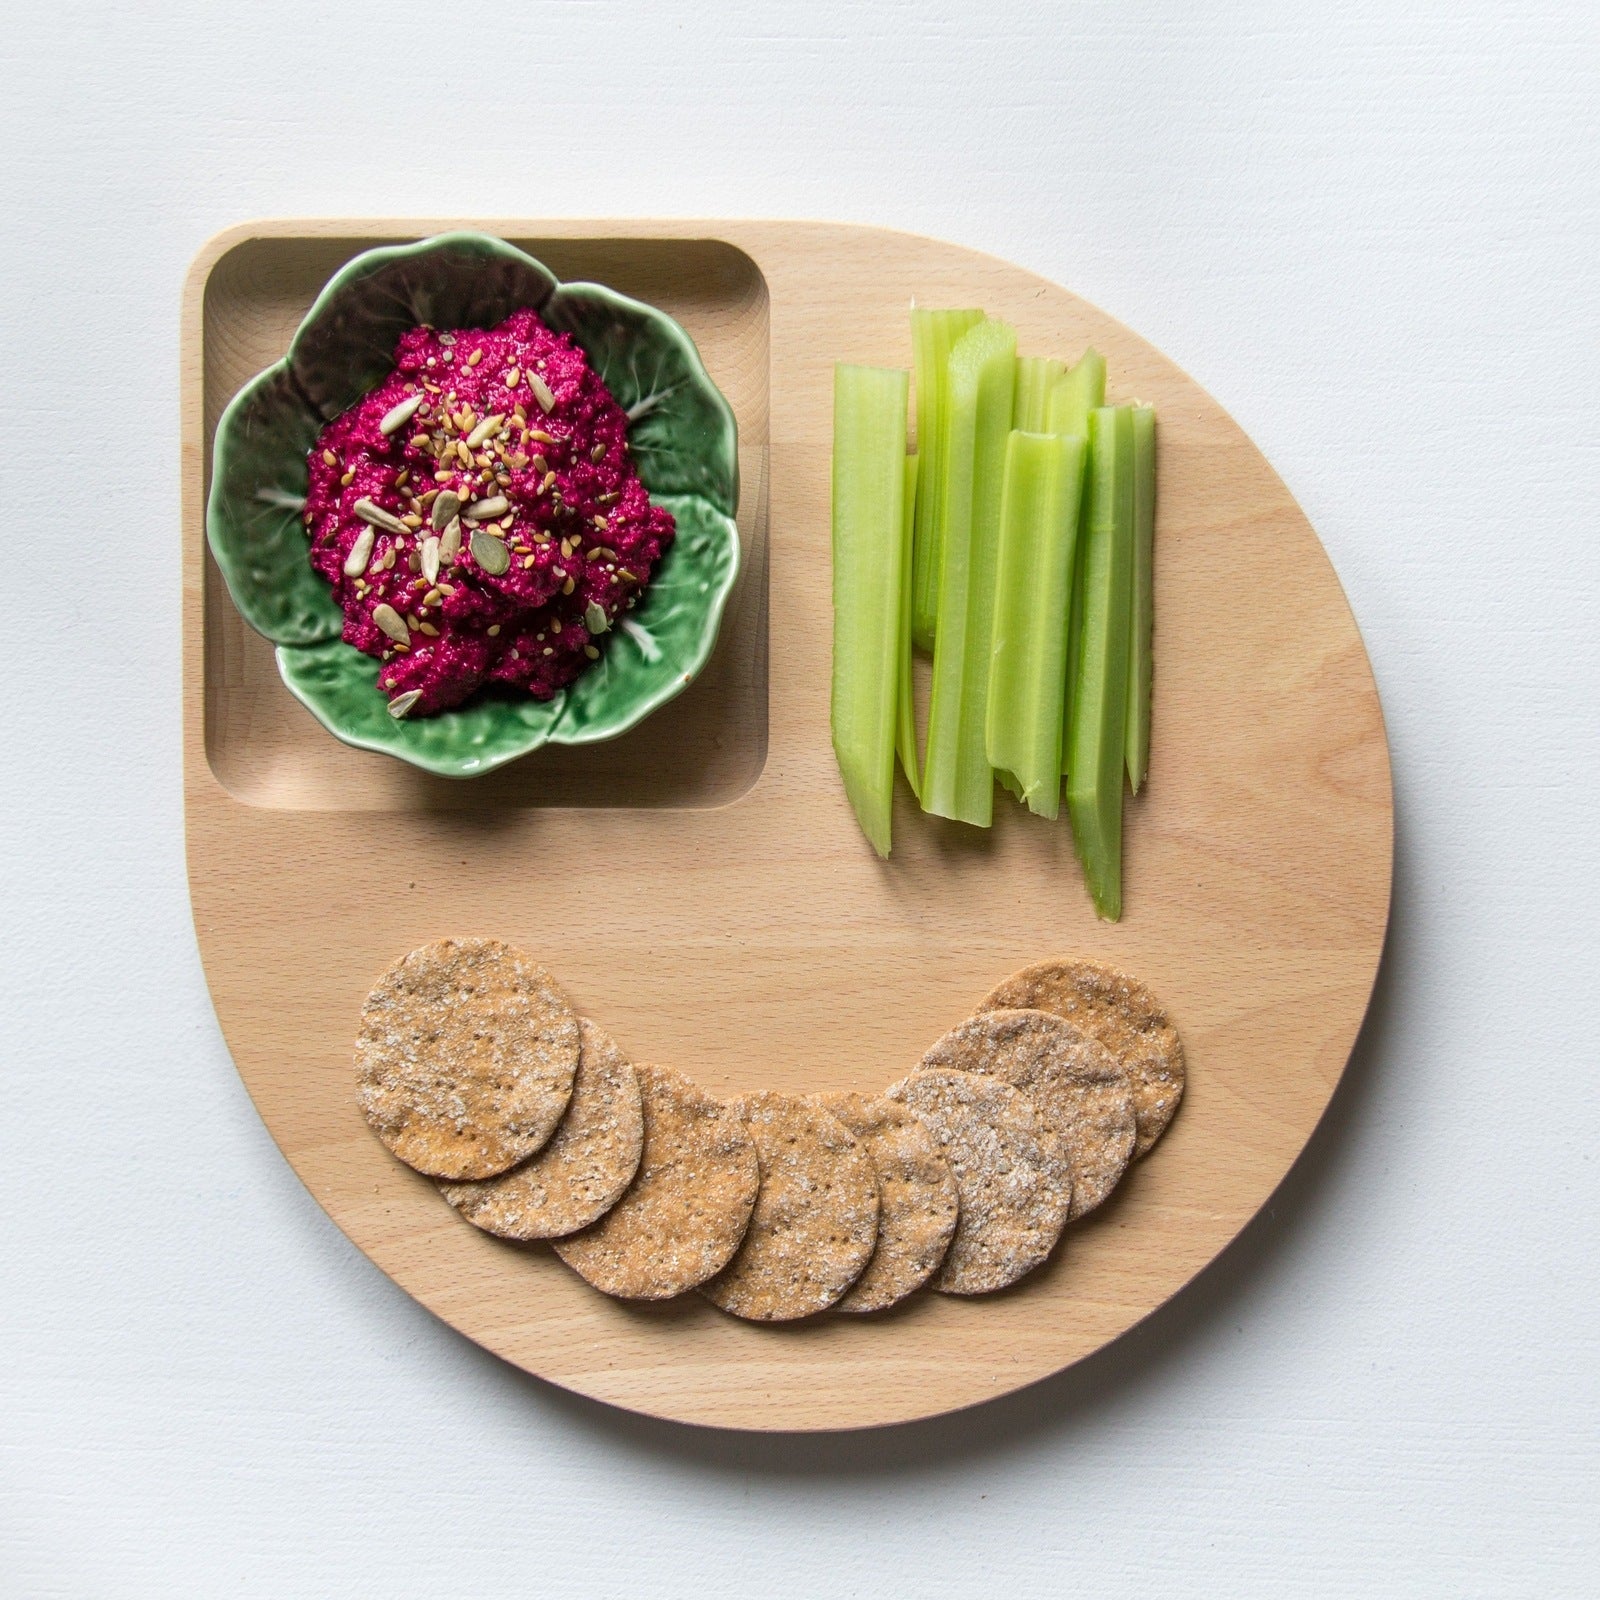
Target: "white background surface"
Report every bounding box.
[2,2,1596,1593]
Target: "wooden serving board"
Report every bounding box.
[182,219,1392,1431]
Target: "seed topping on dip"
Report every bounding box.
[303,309,675,716]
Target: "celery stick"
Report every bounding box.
[831,364,910,857]
[1066,406,1135,919]
[909,308,985,649]
[1046,347,1106,437]
[1013,356,1065,432]
[1050,348,1107,776]
[896,452,921,798]
[1125,405,1156,792]
[922,319,1016,827]
[986,429,1086,819]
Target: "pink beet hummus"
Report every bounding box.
[303,309,675,716]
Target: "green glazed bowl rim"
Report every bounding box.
[205,230,741,777]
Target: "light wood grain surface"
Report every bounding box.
[181,218,1392,1431]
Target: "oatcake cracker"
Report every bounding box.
[816,1092,959,1313]
[920,1009,1135,1219]
[701,1093,880,1322]
[885,1069,1073,1295]
[355,938,579,1181]
[438,1019,644,1239]
[553,1064,759,1300]
[979,959,1185,1157]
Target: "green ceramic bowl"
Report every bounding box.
[206,232,740,777]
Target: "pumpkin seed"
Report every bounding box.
[387,689,423,718]
[471,529,511,575]
[528,372,556,413]
[585,602,609,634]
[439,517,462,563]
[463,495,508,521]
[420,535,441,584]
[430,489,461,531]
[379,394,424,435]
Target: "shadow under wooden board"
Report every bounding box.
[181,218,1393,1432]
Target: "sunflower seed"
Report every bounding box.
[584,644,600,660]
[343,526,375,577]
[465,414,504,449]
[527,372,556,413]
[372,603,410,644]
[585,602,609,634]
[590,442,606,462]
[379,394,424,436]
[505,366,521,388]
[439,517,462,562]
[322,448,338,467]
[353,498,408,536]
[463,495,508,521]
[420,535,441,584]
[387,689,423,718]
[471,529,510,575]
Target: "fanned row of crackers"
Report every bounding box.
[355,937,1185,1321]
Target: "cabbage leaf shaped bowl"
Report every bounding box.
[206,232,740,778]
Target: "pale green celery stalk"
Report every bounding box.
[896,453,922,798]
[1013,356,1065,431]
[831,364,910,857]
[1049,347,1107,775]
[1125,405,1156,792]
[986,429,1086,818]
[909,308,985,649]
[1066,405,1135,919]
[922,319,1017,827]
[1046,347,1106,437]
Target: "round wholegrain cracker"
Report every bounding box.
[815,1092,959,1313]
[920,1008,1136,1218]
[885,1068,1073,1295]
[979,959,1185,1157]
[553,1064,759,1300]
[437,1019,644,1240]
[355,937,579,1181]
[701,1092,880,1322]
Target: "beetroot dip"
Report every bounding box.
[302,308,675,717]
